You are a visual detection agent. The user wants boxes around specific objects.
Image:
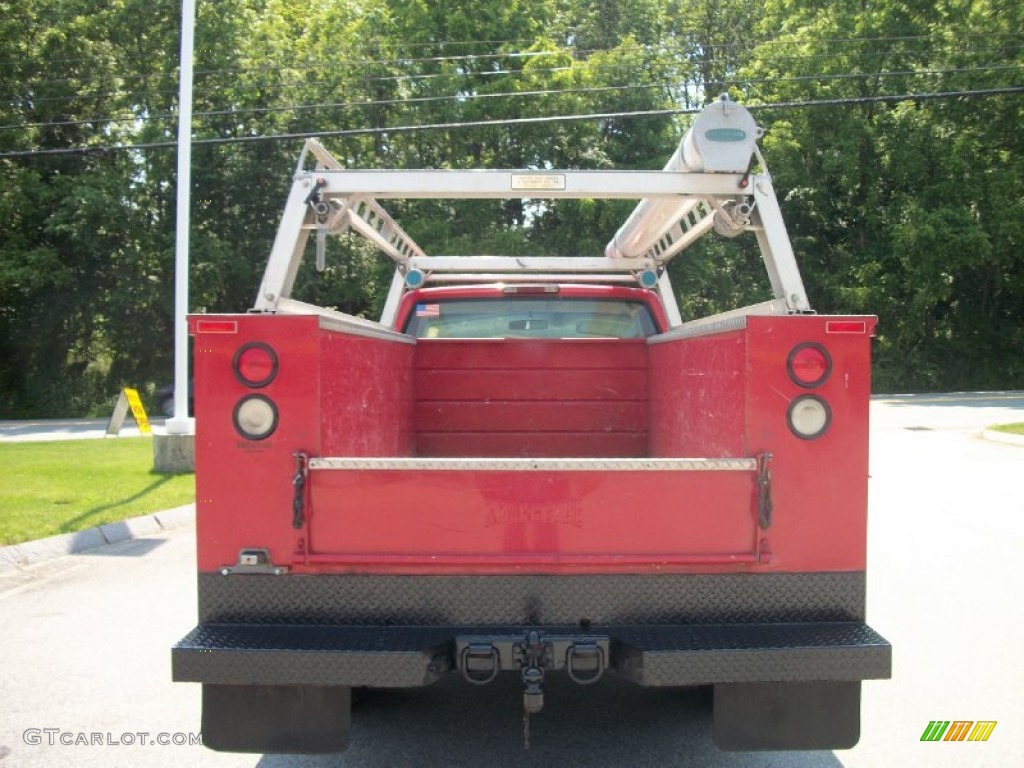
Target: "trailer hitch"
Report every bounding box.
[518,630,547,717]
[455,630,609,749]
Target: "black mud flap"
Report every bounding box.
[202,684,351,754]
[712,681,861,751]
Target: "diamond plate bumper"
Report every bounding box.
[614,621,891,686]
[172,621,890,688]
[172,624,451,687]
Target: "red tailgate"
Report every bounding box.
[303,457,763,571]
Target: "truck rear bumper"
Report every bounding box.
[172,621,890,688]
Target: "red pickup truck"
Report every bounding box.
[173,96,890,754]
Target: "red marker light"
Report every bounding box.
[195,319,238,334]
[788,343,831,388]
[233,343,278,388]
[826,320,867,335]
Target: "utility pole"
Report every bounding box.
[156,0,196,470]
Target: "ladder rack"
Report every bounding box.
[253,96,811,328]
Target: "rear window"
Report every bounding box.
[403,297,657,339]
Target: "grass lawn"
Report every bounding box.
[989,423,1024,435]
[0,438,195,546]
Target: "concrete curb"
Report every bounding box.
[982,429,1024,447]
[0,504,195,572]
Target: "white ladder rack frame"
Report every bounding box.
[253,117,811,327]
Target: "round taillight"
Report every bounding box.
[233,342,278,388]
[787,395,832,440]
[233,395,278,440]
[787,342,831,388]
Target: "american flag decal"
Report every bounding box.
[416,303,441,317]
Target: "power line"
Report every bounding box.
[750,32,1023,46]
[1,29,539,55]
[3,86,1022,160]
[4,62,1021,134]
[0,62,591,106]
[726,63,1024,87]
[1,82,676,131]
[13,37,1020,90]
[8,29,1021,68]
[0,48,579,91]
[4,39,1019,105]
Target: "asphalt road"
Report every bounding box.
[0,393,1021,767]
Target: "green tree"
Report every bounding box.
[2,0,1022,415]
[742,0,1024,390]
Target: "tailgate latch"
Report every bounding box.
[757,452,773,530]
[291,452,309,530]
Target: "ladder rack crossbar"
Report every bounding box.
[407,256,661,273]
[300,169,750,199]
[421,273,640,284]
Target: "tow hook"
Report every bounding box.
[567,642,605,685]
[460,643,499,685]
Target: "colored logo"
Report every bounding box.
[704,128,747,142]
[920,721,997,742]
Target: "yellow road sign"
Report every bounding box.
[106,387,152,436]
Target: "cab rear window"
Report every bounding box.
[403,297,657,339]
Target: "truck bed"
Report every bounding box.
[191,310,872,574]
[414,339,649,458]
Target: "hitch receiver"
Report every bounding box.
[455,631,610,694]
[455,630,609,749]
